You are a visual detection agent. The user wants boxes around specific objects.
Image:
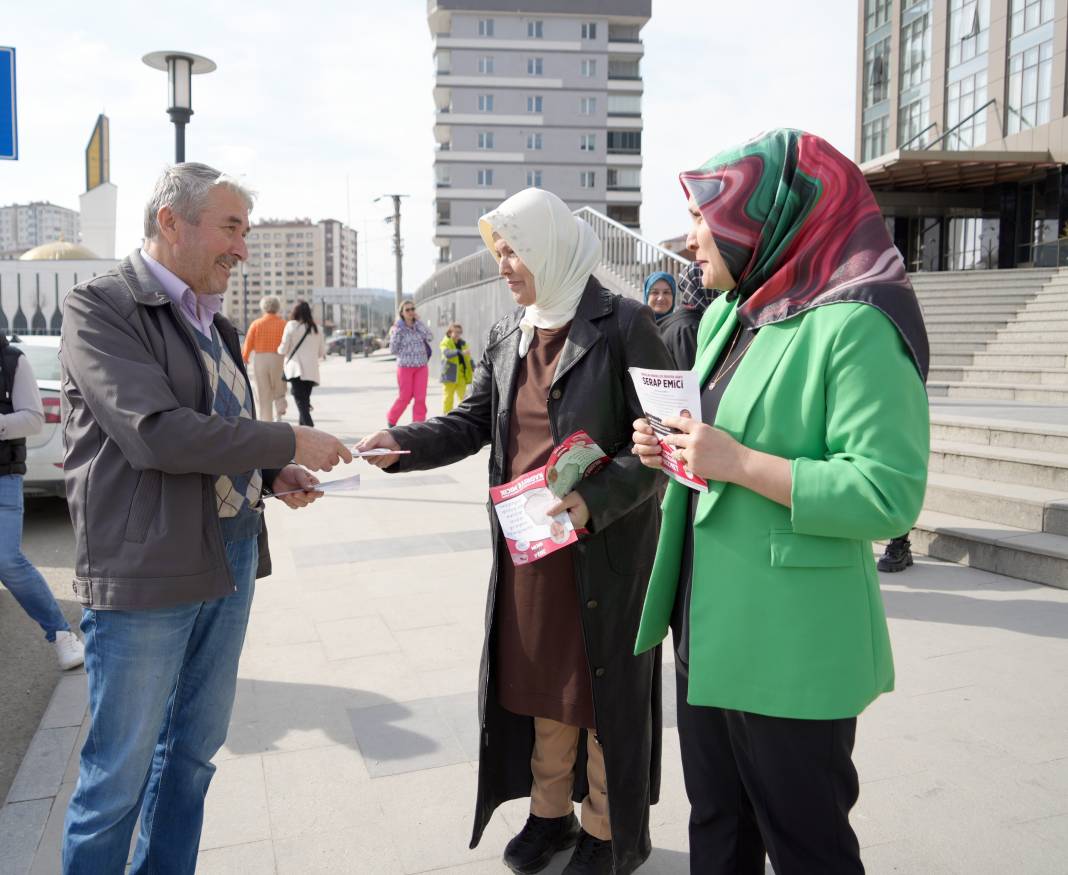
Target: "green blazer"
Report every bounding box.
[635,297,929,720]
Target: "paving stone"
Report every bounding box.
[195,841,276,875]
[0,798,51,875]
[199,756,271,851]
[6,729,78,804]
[37,676,87,731]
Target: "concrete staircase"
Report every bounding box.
[907,269,1068,588]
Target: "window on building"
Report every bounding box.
[528,20,543,38]
[527,95,543,113]
[435,166,451,187]
[898,95,932,148]
[581,21,597,39]
[861,115,889,161]
[478,18,494,37]
[607,204,639,227]
[607,168,640,190]
[863,37,890,107]
[581,96,597,115]
[581,59,597,78]
[864,0,892,33]
[477,168,494,187]
[946,71,987,147]
[608,24,640,42]
[607,94,641,115]
[435,50,451,74]
[527,132,543,150]
[580,134,596,151]
[527,170,543,187]
[607,130,641,153]
[899,11,931,91]
[436,202,451,226]
[1010,0,1055,36]
[1007,40,1053,133]
[477,131,495,150]
[438,243,451,263]
[580,171,596,189]
[478,94,494,112]
[478,55,494,74]
[608,59,640,79]
[527,57,543,76]
[948,0,989,67]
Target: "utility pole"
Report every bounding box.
[375,194,408,309]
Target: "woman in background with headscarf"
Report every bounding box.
[358,188,672,875]
[653,262,716,370]
[632,130,930,874]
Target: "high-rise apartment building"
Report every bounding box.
[857,0,1068,271]
[428,0,651,262]
[228,218,357,327]
[0,202,81,260]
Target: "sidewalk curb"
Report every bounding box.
[0,671,87,875]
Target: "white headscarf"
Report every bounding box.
[479,188,602,357]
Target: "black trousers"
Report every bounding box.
[675,669,864,875]
[289,378,315,427]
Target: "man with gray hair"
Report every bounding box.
[242,294,289,421]
[59,162,352,873]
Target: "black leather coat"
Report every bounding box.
[389,278,673,874]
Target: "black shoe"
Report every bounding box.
[562,829,613,874]
[878,536,914,573]
[503,812,580,874]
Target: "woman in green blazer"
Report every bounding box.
[632,130,930,875]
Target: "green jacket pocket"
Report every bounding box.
[769,529,855,568]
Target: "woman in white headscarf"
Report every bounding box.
[358,189,673,875]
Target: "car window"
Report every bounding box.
[13,344,62,381]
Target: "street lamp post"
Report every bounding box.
[142,51,217,163]
[240,261,249,332]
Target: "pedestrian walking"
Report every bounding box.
[632,129,930,875]
[0,333,83,669]
[278,300,326,427]
[241,295,288,421]
[439,322,473,414]
[59,162,351,875]
[387,299,433,426]
[359,188,673,875]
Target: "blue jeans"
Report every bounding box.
[61,536,258,875]
[0,474,70,641]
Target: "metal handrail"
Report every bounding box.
[925,98,996,151]
[413,206,688,305]
[899,121,938,150]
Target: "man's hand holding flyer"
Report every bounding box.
[491,430,609,566]
[627,367,709,493]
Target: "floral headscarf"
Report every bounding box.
[642,271,676,323]
[677,260,718,313]
[681,129,928,379]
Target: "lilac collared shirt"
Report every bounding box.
[140,249,224,338]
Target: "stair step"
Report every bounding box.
[921,303,1023,314]
[910,510,1068,589]
[970,352,1068,368]
[924,315,1009,326]
[929,381,1068,402]
[928,367,1068,386]
[930,353,978,366]
[928,338,996,350]
[993,329,1068,342]
[929,415,1068,454]
[924,472,1068,534]
[1013,311,1068,323]
[929,438,1068,489]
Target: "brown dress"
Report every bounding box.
[495,324,595,730]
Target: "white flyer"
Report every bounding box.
[271,473,361,497]
[627,367,709,493]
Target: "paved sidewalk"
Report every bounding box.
[2,354,1067,874]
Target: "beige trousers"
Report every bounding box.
[251,352,287,421]
[529,717,611,841]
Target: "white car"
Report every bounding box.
[8,335,65,499]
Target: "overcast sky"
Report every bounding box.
[3,0,858,290]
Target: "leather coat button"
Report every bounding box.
[550,388,562,400]
[594,667,606,678]
[586,599,598,609]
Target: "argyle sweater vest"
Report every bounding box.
[195,326,264,542]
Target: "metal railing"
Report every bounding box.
[413,206,687,305]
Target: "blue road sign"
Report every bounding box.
[0,47,17,161]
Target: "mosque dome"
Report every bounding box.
[19,240,99,261]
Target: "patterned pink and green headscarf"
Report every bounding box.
[681,129,928,378]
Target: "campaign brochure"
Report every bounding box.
[490,430,609,566]
[270,473,362,497]
[627,367,709,493]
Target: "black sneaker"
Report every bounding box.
[562,829,613,874]
[503,812,580,874]
[878,536,913,573]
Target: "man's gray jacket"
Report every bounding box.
[60,250,296,610]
